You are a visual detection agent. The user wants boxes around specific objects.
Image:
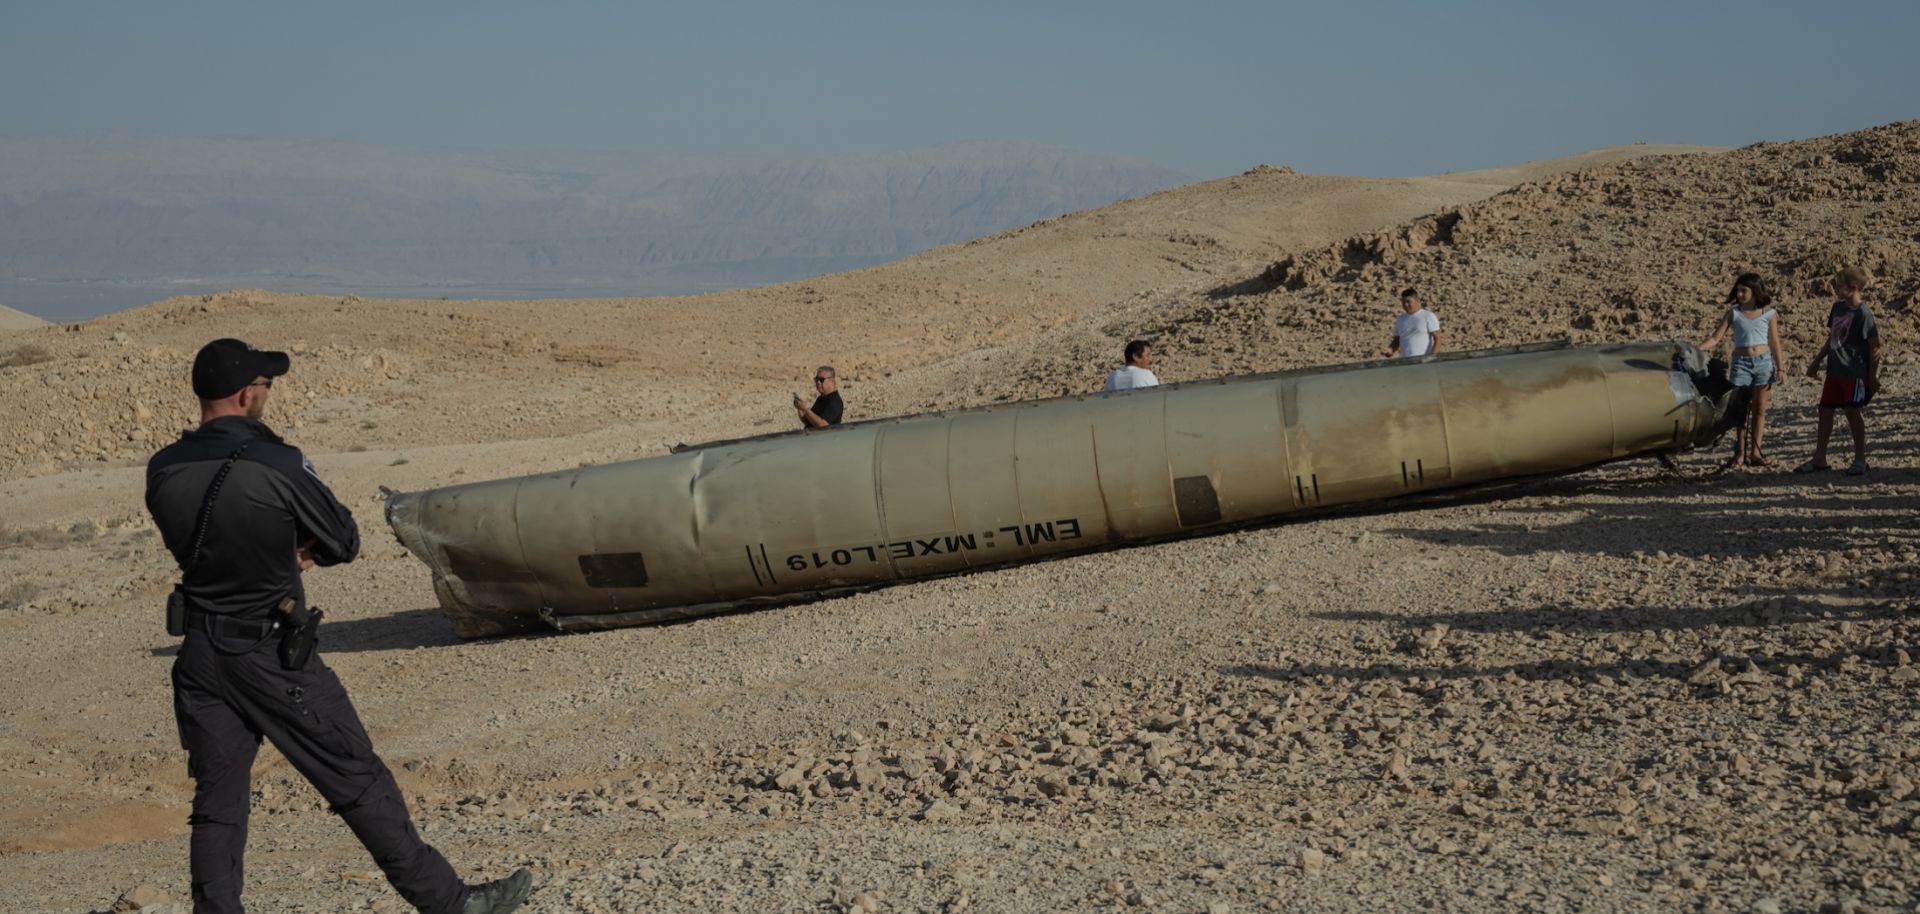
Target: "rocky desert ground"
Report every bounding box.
[1,123,1916,914]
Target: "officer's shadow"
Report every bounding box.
[148,607,465,657]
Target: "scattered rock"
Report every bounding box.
[1300,847,1326,876]
[111,885,170,912]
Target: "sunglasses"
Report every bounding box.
[814,376,832,384]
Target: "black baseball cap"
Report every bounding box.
[191,338,290,400]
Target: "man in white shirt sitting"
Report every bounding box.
[1382,288,1443,358]
[1103,340,1159,392]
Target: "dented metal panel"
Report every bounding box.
[875,420,965,577]
[1164,382,1292,524]
[1012,401,1106,558]
[387,340,1734,637]
[1088,388,1177,536]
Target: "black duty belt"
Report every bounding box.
[189,610,278,641]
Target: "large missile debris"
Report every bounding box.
[387,341,1738,637]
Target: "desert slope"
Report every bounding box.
[0,303,48,332]
[2,127,1917,914]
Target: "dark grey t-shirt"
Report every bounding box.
[1823,302,1879,378]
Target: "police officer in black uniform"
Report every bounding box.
[146,339,531,914]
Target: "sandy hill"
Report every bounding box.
[4,126,1919,914]
[0,303,48,332]
[946,122,1919,406]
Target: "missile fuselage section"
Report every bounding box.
[387,341,1733,637]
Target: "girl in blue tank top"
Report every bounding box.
[1698,272,1787,468]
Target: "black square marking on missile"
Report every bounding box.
[1173,475,1222,527]
[579,552,649,588]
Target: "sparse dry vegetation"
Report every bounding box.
[0,520,100,550]
[0,344,54,369]
[0,581,39,611]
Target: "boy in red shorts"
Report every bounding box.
[1796,266,1882,475]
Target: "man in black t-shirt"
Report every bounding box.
[793,365,844,428]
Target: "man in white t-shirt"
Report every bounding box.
[1102,340,1159,392]
[1382,288,1442,358]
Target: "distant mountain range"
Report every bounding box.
[0,136,1192,295]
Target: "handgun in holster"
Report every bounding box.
[166,586,188,637]
[276,596,324,671]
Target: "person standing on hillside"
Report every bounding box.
[1103,340,1160,392]
[794,365,845,428]
[146,339,532,914]
[1697,272,1787,468]
[1796,266,1882,475]
[1381,288,1443,358]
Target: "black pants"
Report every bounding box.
[171,628,467,914]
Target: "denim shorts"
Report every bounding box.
[1730,353,1775,388]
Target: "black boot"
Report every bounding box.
[461,869,532,914]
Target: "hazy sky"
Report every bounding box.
[4,1,1916,178]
